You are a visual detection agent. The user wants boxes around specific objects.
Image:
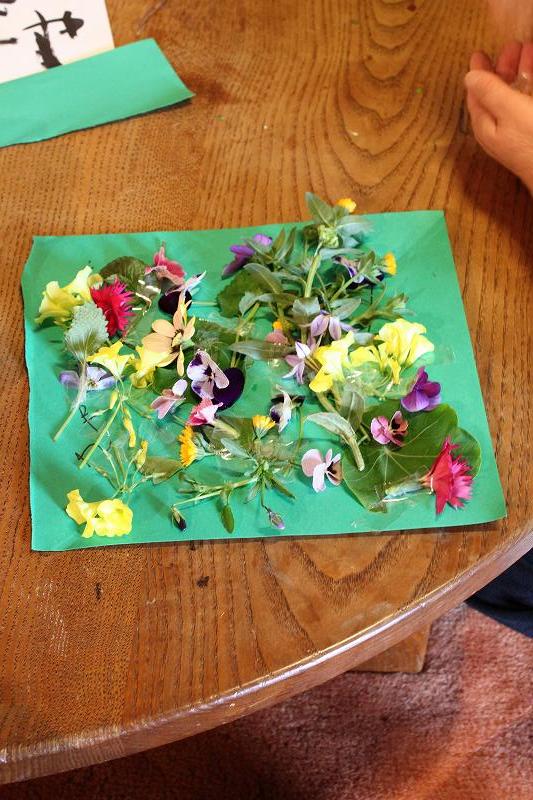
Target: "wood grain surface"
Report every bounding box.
[1,0,532,784]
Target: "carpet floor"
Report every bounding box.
[2,604,532,800]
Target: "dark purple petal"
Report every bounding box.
[158,290,192,315]
[211,367,245,409]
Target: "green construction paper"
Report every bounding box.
[0,39,193,148]
[21,211,506,551]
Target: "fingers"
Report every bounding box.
[518,41,533,81]
[470,51,493,72]
[464,69,531,122]
[495,40,523,82]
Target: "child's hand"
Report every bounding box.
[465,42,533,193]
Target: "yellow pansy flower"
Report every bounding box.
[35,266,102,326]
[129,345,167,389]
[336,197,357,213]
[87,341,130,378]
[252,415,275,437]
[382,252,397,275]
[309,331,354,393]
[178,425,197,468]
[65,490,133,538]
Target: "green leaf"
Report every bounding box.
[193,318,240,364]
[152,367,179,394]
[244,263,283,293]
[228,339,292,360]
[305,411,357,441]
[292,296,321,325]
[219,489,235,533]
[331,297,361,319]
[305,192,335,226]
[343,402,481,510]
[220,437,250,459]
[64,301,108,363]
[239,291,261,315]
[339,384,365,430]
[100,256,147,291]
[217,270,263,318]
[141,456,181,484]
[265,473,295,499]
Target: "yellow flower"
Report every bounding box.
[382,252,397,275]
[134,440,148,468]
[35,266,102,326]
[129,345,168,388]
[378,318,433,366]
[336,197,357,213]
[350,318,433,385]
[272,320,284,331]
[309,331,354,393]
[87,341,130,378]
[252,414,275,437]
[65,489,133,538]
[122,407,136,448]
[178,425,197,467]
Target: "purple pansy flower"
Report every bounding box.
[301,448,343,492]
[151,379,187,420]
[310,311,353,341]
[222,234,273,276]
[59,366,115,391]
[370,410,408,447]
[401,368,441,412]
[212,367,246,409]
[284,339,315,384]
[187,350,229,399]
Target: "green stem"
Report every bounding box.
[53,362,87,441]
[303,248,322,298]
[175,477,257,507]
[78,402,121,469]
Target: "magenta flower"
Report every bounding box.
[146,244,186,285]
[222,234,273,276]
[151,379,187,420]
[401,368,441,412]
[301,448,342,492]
[284,339,315,384]
[59,366,115,391]
[187,350,229,399]
[187,398,221,426]
[370,410,408,447]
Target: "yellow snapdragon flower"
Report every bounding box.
[350,318,433,385]
[66,490,133,538]
[35,266,102,326]
[309,331,354,393]
[87,340,130,378]
[129,345,168,388]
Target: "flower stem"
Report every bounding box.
[303,249,322,298]
[174,477,257,508]
[78,402,121,469]
[53,362,87,441]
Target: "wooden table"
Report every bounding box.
[1,0,532,785]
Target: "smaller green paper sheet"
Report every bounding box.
[0,38,193,148]
[22,212,506,551]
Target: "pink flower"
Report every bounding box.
[146,244,186,285]
[370,410,408,446]
[421,438,473,514]
[187,398,221,426]
[90,279,134,337]
[265,329,289,345]
[301,448,342,492]
[151,379,187,420]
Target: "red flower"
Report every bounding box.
[90,280,134,337]
[421,438,473,514]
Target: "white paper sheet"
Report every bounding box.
[0,1,114,85]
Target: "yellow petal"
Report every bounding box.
[382,252,397,275]
[152,319,175,337]
[350,345,380,368]
[336,198,357,213]
[309,368,334,393]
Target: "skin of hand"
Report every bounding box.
[465,41,533,193]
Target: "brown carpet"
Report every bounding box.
[2,605,532,800]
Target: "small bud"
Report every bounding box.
[171,507,187,530]
[317,224,339,248]
[266,507,285,531]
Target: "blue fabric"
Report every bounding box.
[467,549,533,637]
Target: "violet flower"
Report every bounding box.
[187,350,229,400]
[187,398,222,426]
[401,368,441,412]
[310,311,352,341]
[222,234,273,276]
[151,379,187,420]
[301,448,342,492]
[284,339,315,384]
[370,410,408,447]
[59,366,115,391]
